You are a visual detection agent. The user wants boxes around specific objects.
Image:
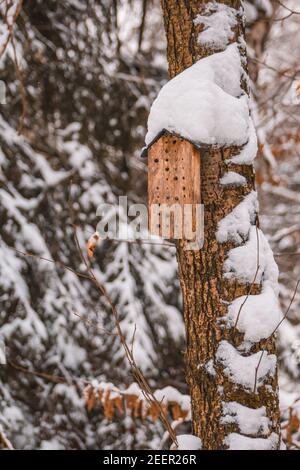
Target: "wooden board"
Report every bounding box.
[148,134,201,240]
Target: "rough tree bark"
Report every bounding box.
[160,0,281,449]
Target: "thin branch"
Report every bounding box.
[249,57,300,80]
[138,0,148,52]
[8,360,71,384]
[13,248,92,281]
[233,225,260,331]
[71,225,178,447]
[66,183,178,446]
[274,251,300,257]
[0,427,14,450]
[0,0,23,59]
[72,311,117,337]
[275,0,300,15]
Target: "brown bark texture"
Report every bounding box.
[160,0,281,449]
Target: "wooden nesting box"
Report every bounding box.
[146,132,201,240]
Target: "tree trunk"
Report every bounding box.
[160,0,281,449]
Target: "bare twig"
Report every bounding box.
[233,225,260,331]
[68,183,177,445]
[72,311,117,337]
[138,0,148,52]
[0,427,14,450]
[275,0,300,15]
[274,251,300,257]
[249,57,300,80]
[0,0,23,59]
[71,225,178,446]
[11,34,27,134]
[7,360,71,384]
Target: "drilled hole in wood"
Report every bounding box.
[165,167,169,171]
[174,176,178,181]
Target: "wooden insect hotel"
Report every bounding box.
[143,130,201,242]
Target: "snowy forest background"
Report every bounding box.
[0,0,300,450]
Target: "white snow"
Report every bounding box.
[216,191,258,244]
[194,2,237,50]
[216,341,277,391]
[0,244,48,341]
[40,439,65,450]
[174,435,202,450]
[279,385,300,417]
[221,401,270,435]
[223,226,279,287]
[154,386,190,412]
[58,337,87,370]
[107,383,191,414]
[0,341,6,365]
[244,1,273,23]
[0,189,50,255]
[255,0,273,17]
[3,405,23,424]
[225,282,281,342]
[205,359,216,377]
[244,1,259,23]
[225,432,279,450]
[229,118,258,164]
[220,171,247,186]
[34,153,71,187]
[220,222,282,343]
[134,384,190,414]
[57,138,95,179]
[278,321,300,379]
[123,382,141,397]
[146,44,251,147]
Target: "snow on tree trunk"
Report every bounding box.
[158,0,281,449]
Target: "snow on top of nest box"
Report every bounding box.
[146,43,253,149]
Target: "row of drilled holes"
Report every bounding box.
[154,153,186,200]
[153,140,188,226]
